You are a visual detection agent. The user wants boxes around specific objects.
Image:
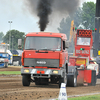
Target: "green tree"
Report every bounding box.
[3,30,25,50]
[0,32,4,43]
[82,2,96,29]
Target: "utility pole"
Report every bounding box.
[93,0,100,57]
[8,21,12,50]
[12,36,13,51]
[94,0,100,78]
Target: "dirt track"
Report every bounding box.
[0,66,100,100]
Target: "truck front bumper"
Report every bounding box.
[21,67,65,78]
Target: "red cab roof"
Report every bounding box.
[26,32,67,40]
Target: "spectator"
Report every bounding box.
[83,38,89,45]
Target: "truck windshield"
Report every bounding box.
[77,37,91,46]
[25,37,61,51]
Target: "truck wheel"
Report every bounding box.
[89,70,96,86]
[59,72,67,88]
[4,62,8,68]
[22,75,31,86]
[67,72,77,87]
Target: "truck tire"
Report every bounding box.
[67,72,77,87]
[89,70,96,86]
[59,72,67,88]
[22,75,31,86]
[4,62,8,68]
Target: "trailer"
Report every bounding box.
[68,29,99,86]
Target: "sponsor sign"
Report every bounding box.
[76,50,89,54]
[58,83,67,100]
[98,50,100,55]
[76,59,85,65]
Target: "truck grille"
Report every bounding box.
[24,58,59,67]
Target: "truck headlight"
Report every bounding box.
[53,70,58,74]
[24,69,29,73]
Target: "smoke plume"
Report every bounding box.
[24,0,80,31]
[37,0,53,31]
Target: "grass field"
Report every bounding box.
[57,94,100,100]
[69,94,100,100]
[0,71,21,75]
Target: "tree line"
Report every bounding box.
[0,30,25,50]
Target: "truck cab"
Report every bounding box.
[21,32,69,87]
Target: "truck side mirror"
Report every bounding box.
[18,39,22,49]
[65,41,69,48]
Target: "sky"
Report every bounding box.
[0,0,96,35]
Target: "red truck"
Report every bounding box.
[68,29,99,86]
[19,32,70,87]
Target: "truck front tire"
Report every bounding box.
[67,72,77,87]
[59,72,67,88]
[22,75,31,86]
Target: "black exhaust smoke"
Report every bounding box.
[37,0,53,31]
[24,0,81,31]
